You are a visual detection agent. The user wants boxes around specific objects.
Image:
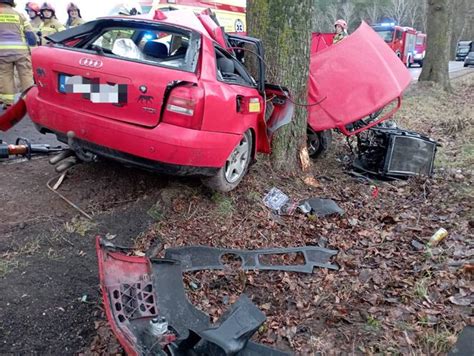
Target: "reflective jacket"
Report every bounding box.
[66,17,85,29]
[39,18,65,45]
[333,32,347,44]
[29,16,43,32]
[0,4,34,57]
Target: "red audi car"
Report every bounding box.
[1,10,410,191]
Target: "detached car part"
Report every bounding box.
[308,22,411,136]
[354,126,437,178]
[96,238,290,356]
[298,198,344,217]
[164,245,339,272]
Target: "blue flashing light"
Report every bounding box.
[143,33,154,41]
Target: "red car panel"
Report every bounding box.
[26,86,241,168]
[307,22,412,134]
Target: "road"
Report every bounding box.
[409,60,471,80]
[1,61,473,148]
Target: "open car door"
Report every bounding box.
[226,33,294,153]
[307,21,412,136]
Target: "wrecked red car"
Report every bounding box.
[0,10,410,190]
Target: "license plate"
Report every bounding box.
[58,73,72,93]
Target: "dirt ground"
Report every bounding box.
[0,74,472,355]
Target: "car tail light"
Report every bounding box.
[162,84,204,130]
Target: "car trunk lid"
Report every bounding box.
[32,46,199,128]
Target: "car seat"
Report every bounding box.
[143,41,168,59]
[217,57,235,75]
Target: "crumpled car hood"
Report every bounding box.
[307,21,412,135]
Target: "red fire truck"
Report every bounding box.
[372,23,417,67]
[413,32,427,67]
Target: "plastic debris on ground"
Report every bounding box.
[298,198,344,217]
[262,187,297,215]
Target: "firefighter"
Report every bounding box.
[0,0,36,109]
[25,2,42,32]
[65,2,84,29]
[333,19,348,44]
[38,2,65,45]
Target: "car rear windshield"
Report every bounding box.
[74,23,200,73]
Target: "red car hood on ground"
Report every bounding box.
[307,21,412,135]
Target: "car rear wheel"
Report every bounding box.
[201,130,253,192]
[307,127,332,159]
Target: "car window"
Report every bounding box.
[82,25,200,72]
[395,30,403,40]
[215,47,256,87]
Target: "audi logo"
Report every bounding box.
[79,58,103,68]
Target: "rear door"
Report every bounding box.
[33,21,201,128]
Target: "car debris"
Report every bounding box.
[96,237,290,355]
[262,187,297,215]
[297,198,344,217]
[164,245,339,272]
[353,125,438,179]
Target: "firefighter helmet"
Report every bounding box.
[40,2,56,14]
[334,19,348,30]
[67,2,79,13]
[25,2,40,13]
[67,2,82,17]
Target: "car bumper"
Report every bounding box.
[26,88,241,171]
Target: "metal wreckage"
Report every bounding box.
[0,7,439,355]
[97,237,339,355]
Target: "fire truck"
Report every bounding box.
[147,0,246,34]
[413,32,427,67]
[372,23,417,67]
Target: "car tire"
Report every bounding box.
[464,63,468,67]
[307,127,332,159]
[201,130,253,192]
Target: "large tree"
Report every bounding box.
[419,0,452,91]
[247,0,314,171]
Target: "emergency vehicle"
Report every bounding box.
[372,22,417,67]
[149,0,246,34]
[413,32,427,67]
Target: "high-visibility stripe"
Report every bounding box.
[0,44,29,50]
[0,94,15,103]
[0,14,21,24]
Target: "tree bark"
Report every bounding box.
[419,0,452,91]
[247,0,313,172]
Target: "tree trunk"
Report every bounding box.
[419,0,452,91]
[247,0,313,171]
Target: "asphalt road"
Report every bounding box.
[409,60,472,80]
[1,61,473,148]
